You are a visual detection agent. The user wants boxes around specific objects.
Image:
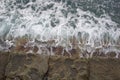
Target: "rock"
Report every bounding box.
[0,52,10,80]
[5,53,49,80]
[89,58,120,80]
[1,51,120,80]
[99,52,106,57]
[52,46,63,55]
[92,48,100,57]
[106,51,117,58]
[69,49,80,58]
[47,56,89,80]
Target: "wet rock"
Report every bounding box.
[99,52,106,57]
[70,49,80,58]
[89,58,120,80]
[92,51,100,57]
[52,46,63,55]
[0,52,10,80]
[106,51,117,58]
[5,53,49,80]
[47,56,89,80]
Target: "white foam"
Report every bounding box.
[0,0,120,57]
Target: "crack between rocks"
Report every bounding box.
[42,55,50,80]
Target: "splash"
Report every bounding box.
[0,0,120,58]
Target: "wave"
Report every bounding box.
[0,0,120,58]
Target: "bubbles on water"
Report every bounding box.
[0,0,120,58]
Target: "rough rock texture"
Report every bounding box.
[0,53,49,80]
[5,53,49,80]
[0,52,10,80]
[48,56,89,80]
[89,58,120,80]
[0,52,120,80]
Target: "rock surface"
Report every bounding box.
[0,52,120,80]
[0,52,10,80]
[47,56,89,80]
[0,52,49,80]
[89,58,120,80]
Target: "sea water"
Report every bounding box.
[0,0,120,58]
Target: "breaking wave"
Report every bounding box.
[0,0,120,58]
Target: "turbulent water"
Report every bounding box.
[0,0,120,58]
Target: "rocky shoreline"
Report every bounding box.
[0,52,120,80]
